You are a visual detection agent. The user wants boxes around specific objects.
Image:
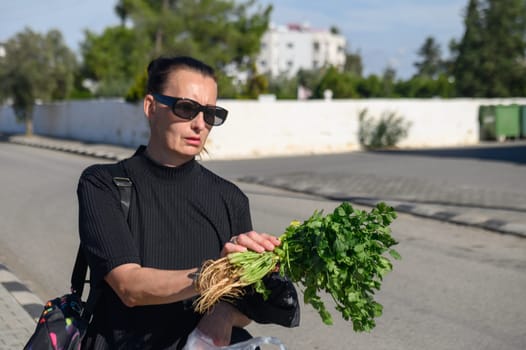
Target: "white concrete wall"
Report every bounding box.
[32,99,150,147]
[0,106,25,134]
[1,98,526,159]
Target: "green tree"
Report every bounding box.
[451,0,484,97]
[111,0,271,99]
[266,68,324,100]
[0,28,76,135]
[116,0,180,57]
[267,74,298,99]
[344,51,363,77]
[330,25,341,35]
[481,0,526,96]
[216,71,242,99]
[315,66,357,98]
[451,0,486,96]
[356,74,383,98]
[81,26,149,97]
[297,69,323,92]
[243,63,269,99]
[115,1,131,26]
[414,36,444,78]
[382,67,397,97]
[452,0,526,97]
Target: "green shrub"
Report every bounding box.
[125,70,148,103]
[358,109,411,150]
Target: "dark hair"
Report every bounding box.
[146,56,217,94]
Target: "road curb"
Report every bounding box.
[239,176,526,239]
[8,135,129,161]
[346,197,526,239]
[0,263,43,322]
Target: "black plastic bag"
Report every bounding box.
[230,272,300,328]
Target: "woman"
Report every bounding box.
[78,56,282,349]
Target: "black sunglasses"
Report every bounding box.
[152,93,228,126]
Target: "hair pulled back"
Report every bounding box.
[146,56,216,94]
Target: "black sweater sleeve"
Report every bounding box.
[77,164,141,286]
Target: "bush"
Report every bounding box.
[95,78,133,98]
[358,109,411,150]
[125,70,148,103]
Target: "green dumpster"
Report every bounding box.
[521,105,526,139]
[478,105,520,141]
[495,105,520,140]
[478,105,496,141]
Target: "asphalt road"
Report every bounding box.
[0,142,525,350]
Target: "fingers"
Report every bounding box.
[221,235,249,257]
[228,231,280,254]
[223,239,248,255]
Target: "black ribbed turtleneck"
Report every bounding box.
[77,145,252,349]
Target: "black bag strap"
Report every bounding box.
[71,161,133,319]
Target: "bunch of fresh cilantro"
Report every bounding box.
[275,201,401,331]
[196,201,401,332]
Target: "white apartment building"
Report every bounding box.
[256,23,347,78]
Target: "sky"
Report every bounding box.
[0,0,467,79]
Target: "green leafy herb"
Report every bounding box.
[195,202,401,332]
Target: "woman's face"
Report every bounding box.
[144,68,217,166]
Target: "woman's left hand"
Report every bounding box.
[221,230,280,257]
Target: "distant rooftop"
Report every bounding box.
[269,22,328,33]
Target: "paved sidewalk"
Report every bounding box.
[7,134,135,161]
[0,264,42,349]
[1,133,525,348]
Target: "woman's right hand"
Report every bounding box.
[221,231,280,257]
